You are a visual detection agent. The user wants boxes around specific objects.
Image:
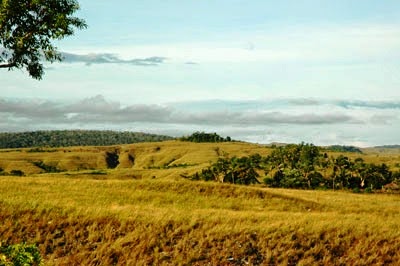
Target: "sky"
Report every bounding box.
[1,0,400,146]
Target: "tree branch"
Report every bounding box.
[0,63,16,68]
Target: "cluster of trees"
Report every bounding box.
[180,132,232,143]
[190,154,262,185]
[0,130,173,148]
[189,143,399,192]
[264,143,397,191]
[326,145,362,153]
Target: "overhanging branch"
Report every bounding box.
[0,63,16,68]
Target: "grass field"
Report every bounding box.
[1,141,400,265]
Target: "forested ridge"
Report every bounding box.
[0,130,173,148]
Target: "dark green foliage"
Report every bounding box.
[0,0,87,79]
[374,145,400,149]
[189,154,262,185]
[32,161,62,173]
[190,143,395,191]
[27,148,57,153]
[0,242,42,266]
[10,170,24,176]
[0,130,173,148]
[264,143,323,189]
[105,151,119,169]
[393,171,400,181]
[264,144,394,191]
[180,132,232,143]
[327,145,362,153]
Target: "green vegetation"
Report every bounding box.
[10,170,24,177]
[374,145,400,149]
[32,161,63,173]
[326,145,362,153]
[190,154,262,185]
[105,151,120,169]
[180,131,232,143]
[0,242,42,266]
[0,0,86,79]
[0,130,173,148]
[0,170,25,177]
[27,148,58,153]
[190,143,398,192]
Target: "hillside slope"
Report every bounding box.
[1,140,399,178]
[0,141,272,178]
[1,141,400,264]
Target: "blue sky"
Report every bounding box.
[1,0,400,146]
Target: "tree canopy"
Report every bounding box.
[180,131,232,143]
[0,0,86,79]
[188,143,398,192]
[0,130,173,148]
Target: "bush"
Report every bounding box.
[0,243,42,266]
[364,187,373,194]
[105,151,120,169]
[32,161,62,173]
[10,170,24,176]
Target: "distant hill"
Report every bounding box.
[0,130,173,148]
[373,145,400,149]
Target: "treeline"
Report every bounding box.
[0,130,173,148]
[180,131,232,143]
[326,145,362,153]
[189,143,399,192]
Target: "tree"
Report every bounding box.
[0,0,86,79]
[297,143,321,188]
[331,155,352,190]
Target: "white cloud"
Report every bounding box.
[66,23,400,65]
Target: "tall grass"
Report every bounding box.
[1,176,399,265]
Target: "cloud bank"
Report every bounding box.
[61,52,166,66]
[0,95,369,126]
[1,96,399,146]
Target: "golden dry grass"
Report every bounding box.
[0,141,273,175]
[0,176,399,265]
[1,141,400,265]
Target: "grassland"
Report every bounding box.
[1,141,399,265]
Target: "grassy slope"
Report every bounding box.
[1,140,399,176]
[0,141,273,177]
[1,141,400,265]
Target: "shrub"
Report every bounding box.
[32,161,62,173]
[105,151,120,169]
[0,243,42,266]
[10,170,24,176]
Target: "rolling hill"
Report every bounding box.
[0,140,399,265]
